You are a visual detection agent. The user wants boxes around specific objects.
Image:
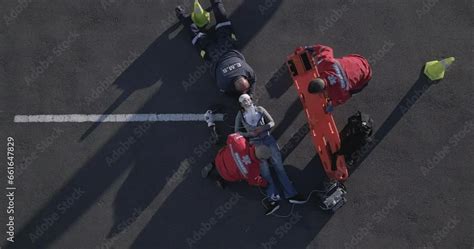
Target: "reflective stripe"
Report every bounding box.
[215,21,231,29]
[440,60,449,68]
[333,60,350,90]
[191,32,205,45]
[229,144,249,178]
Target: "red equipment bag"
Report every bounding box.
[286,47,348,181]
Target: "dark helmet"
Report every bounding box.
[308,78,326,93]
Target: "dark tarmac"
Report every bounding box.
[0,0,473,249]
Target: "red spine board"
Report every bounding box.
[286,47,348,181]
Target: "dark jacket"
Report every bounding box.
[213,50,256,93]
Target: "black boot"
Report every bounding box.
[264,200,280,216]
[288,194,307,204]
[175,5,187,23]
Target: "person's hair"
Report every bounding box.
[234,76,250,93]
[254,144,271,160]
[238,93,254,113]
[308,78,326,93]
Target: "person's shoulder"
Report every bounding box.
[235,109,243,117]
[255,106,267,112]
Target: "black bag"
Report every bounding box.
[339,111,374,164]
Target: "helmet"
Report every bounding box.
[308,78,326,93]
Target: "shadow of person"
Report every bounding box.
[5,10,223,249]
[265,63,294,99]
[348,67,436,174]
[108,0,288,246]
[78,21,201,141]
[147,157,333,249]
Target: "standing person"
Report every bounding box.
[305,44,372,109]
[234,94,305,215]
[176,0,256,95]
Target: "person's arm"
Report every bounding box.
[247,71,256,95]
[234,111,253,137]
[254,106,275,133]
[247,172,268,187]
[312,44,334,61]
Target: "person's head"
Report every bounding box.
[308,78,326,93]
[254,144,272,160]
[238,93,253,109]
[234,76,250,94]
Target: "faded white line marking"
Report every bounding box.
[14,114,225,123]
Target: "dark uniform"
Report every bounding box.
[186,0,256,94]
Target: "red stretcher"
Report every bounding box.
[286,47,348,181]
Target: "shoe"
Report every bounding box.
[264,200,280,216]
[175,6,187,23]
[288,194,307,204]
[204,110,215,127]
[201,163,214,178]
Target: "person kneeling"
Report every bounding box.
[201,133,269,190]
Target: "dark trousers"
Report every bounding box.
[187,0,236,62]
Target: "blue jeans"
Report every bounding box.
[252,135,297,201]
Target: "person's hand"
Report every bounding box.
[304,46,315,53]
[325,101,334,113]
[252,127,265,136]
[255,176,268,188]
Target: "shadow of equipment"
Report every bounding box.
[348,67,436,174]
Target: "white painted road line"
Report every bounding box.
[14,114,225,123]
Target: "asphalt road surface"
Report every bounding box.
[0,0,473,249]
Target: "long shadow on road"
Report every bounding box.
[349,68,435,174]
[4,1,289,249]
[130,155,332,249]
